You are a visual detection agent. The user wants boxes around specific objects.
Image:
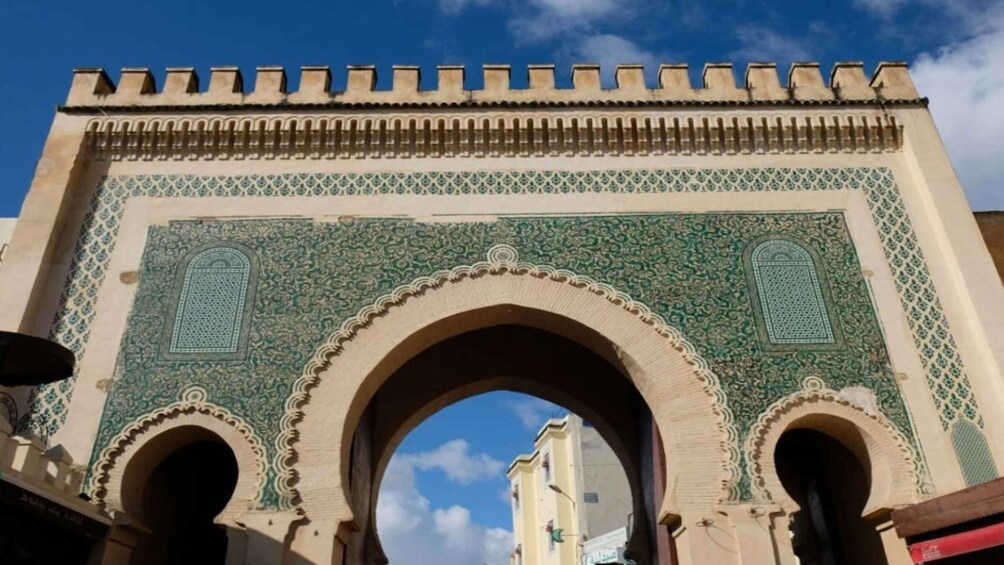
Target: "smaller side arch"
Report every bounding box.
[89,387,268,524]
[746,377,922,517]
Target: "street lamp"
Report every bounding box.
[548,484,584,564]
[548,483,576,511]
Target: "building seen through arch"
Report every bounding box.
[1,60,1004,564]
[507,414,634,565]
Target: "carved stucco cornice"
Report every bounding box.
[83,109,904,161]
[60,98,928,113]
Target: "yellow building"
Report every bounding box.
[508,415,632,565]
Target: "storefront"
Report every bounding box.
[893,477,1004,563]
[0,470,110,564]
[582,527,630,565]
[0,330,112,563]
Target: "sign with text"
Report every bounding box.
[583,527,628,553]
[583,546,626,565]
[0,477,108,538]
[583,527,629,565]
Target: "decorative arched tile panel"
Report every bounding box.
[160,242,258,361]
[951,419,998,487]
[745,236,841,350]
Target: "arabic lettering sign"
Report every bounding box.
[0,478,108,538]
[583,527,628,554]
[583,547,625,565]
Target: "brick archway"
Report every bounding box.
[286,246,737,535]
[745,378,922,517]
[91,387,267,525]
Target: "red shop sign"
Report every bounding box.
[909,521,1004,563]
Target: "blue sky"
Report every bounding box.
[0,0,1003,217]
[380,392,566,565]
[1,1,1003,564]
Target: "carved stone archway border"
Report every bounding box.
[280,245,740,519]
[745,376,926,517]
[88,386,268,520]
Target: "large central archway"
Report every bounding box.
[286,248,737,564]
[360,325,652,564]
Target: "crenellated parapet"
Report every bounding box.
[64,61,921,109]
[0,418,108,523]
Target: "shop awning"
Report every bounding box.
[0,331,75,386]
[908,521,1004,563]
[893,477,1004,538]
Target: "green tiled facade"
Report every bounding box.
[98,211,903,506]
[26,167,998,508]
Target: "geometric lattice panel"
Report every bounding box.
[951,419,999,487]
[166,246,253,356]
[751,239,836,345]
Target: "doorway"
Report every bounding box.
[775,428,887,565]
[128,439,239,565]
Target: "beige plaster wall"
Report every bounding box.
[575,416,633,540]
[0,218,15,267]
[0,65,998,564]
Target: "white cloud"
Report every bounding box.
[398,439,505,484]
[378,458,429,533]
[438,0,491,15]
[508,0,637,43]
[574,34,662,86]
[432,506,514,560]
[912,8,1004,210]
[499,487,515,505]
[853,0,908,18]
[731,25,813,64]
[377,442,513,565]
[437,0,634,38]
[508,397,565,431]
[434,505,477,547]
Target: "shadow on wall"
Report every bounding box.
[974,211,1004,281]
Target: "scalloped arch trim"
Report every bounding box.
[88,386,269,507]
[744,377,927,510]
[275,245,740,508]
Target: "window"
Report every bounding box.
[747,237,837,347]
[547,520,555,551]
[161,243,258,361]
[542,452,551,484]
[514,544,522,565]
[512,483,519,512]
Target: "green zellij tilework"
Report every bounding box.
[96,212,908,506]
[24,168,996,507]
[171,248,250,354]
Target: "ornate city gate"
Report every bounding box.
[0,61,1002,565]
